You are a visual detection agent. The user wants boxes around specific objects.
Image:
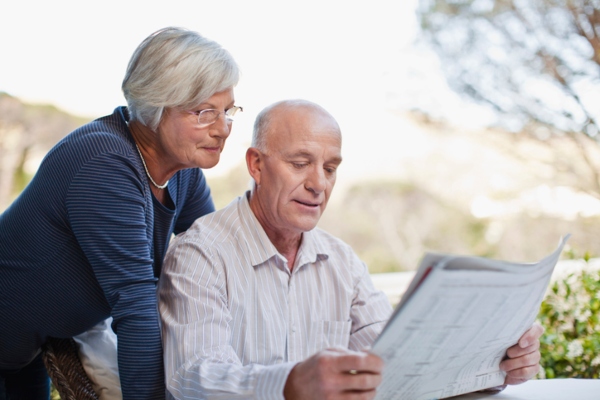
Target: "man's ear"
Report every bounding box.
[246,147,262,185]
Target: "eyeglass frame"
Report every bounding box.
[185,106,243,127]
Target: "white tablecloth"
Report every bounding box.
[448,379,600,400]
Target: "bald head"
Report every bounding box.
[251,99,341,153]
[245,99,343,245]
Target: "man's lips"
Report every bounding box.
[294,199,320,207]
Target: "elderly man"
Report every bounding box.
[158,100,542,399]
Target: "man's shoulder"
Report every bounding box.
[310,227,356,257]
[174,197,244,247]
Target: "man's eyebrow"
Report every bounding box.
[283,151,343,165]
[329,156,343,165]
[284,150,314,158]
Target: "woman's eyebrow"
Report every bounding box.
[195,100,236,109]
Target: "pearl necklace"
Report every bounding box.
[134,142,169,190]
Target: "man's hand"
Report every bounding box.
[284,348,383,400]
[501,322,544,385]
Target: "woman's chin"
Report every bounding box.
[198,157,220,170]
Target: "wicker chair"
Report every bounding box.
[42,337,100,400]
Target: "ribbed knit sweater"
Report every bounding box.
[0,106,215,399]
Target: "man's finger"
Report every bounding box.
[500,351,541,373]
[338,369,383,392]
[506,340,540,359]
[503,364,541,385]
[331,351,384,374]
[518,323,544,348]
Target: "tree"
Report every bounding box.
[416,0,600,196]
[0,93,88,210]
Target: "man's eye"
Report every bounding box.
[292,163,307,169]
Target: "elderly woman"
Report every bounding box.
[0,27,241,399]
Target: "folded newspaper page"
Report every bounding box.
[371,235,570,400]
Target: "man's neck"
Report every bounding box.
[248,192,302,272]
[270,234,302,273]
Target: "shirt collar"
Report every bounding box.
[295,229,329,269]
[237,191,330,269]
[237,192,281,267]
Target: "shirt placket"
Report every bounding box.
[286,266,302,363]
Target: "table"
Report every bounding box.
[447,379,600,400]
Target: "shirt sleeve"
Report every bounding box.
[348,255,393,352]
[159,237,296,400]
[66,152,165,400]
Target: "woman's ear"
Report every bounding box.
[246,147,262,186]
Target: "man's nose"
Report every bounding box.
[305,166,326,194]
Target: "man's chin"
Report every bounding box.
[293,217,321,233]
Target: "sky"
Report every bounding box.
[0,0,487,180]
[3,1,600,222]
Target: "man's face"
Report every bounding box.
[251,106,342,238]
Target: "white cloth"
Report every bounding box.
[73,317,122,400]
[158,193,393,399]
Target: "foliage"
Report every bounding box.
[205,162,252,210]
[417,0,600,137]
[416,0,600,198]
[51,385,60,400]
[207,165,600,273]
[0,92,90,210]
[319,180,494,272]
[538,260,600,379]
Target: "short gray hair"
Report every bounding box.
[251,105,274,152]
[122,27,240,131]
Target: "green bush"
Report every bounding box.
[538,261,600,379]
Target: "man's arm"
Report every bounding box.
[158,239,296,399]
[347,255,394,351]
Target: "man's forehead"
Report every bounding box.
[275,137,343,165]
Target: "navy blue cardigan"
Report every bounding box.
[0,107,215,399]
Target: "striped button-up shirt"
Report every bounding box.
[158,192,393,399]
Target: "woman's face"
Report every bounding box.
[157,87,236,170]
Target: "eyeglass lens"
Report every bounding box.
[197,107,242,125]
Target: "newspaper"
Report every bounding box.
[371,235,570,400]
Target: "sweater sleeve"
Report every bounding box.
[66,152,165,400]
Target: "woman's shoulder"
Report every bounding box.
[44,107,136,168]
[57,107,133,155]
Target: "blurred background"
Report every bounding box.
[2,0,600,382]
[2,0,599,272]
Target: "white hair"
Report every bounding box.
[122,27,240,131]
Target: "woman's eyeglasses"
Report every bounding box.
[186,106,243,127]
